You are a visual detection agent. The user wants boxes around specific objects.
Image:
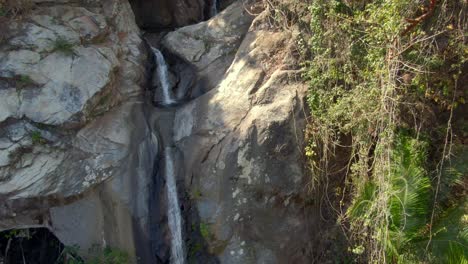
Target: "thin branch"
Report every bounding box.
[402,0,438,36]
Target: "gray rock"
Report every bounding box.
[0,89,20,123]
[173,21,313,263]
[162,1,255,96]
[9,22,79,53]
[0,0,156,262]
[19,46,117,125]
[0,6,120,126]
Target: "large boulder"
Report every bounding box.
[162,1,254,97]
[0,0,157,262]
[173,14,314,263]
[0,4,126,126]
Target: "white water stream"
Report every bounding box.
[210,0,218,17]
[151,47,175,105]
[164,148,185,264]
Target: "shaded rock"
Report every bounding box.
[128,0,205,30]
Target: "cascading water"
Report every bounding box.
[164,147,185,264]
[210,0,218,17]
[151,47,175,106]
[148,43,185,263]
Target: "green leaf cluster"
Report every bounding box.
[303,0,467,262]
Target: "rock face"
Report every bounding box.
[129,0,206,29]
[172,12,314,263]
[0,0,157,262]
[162,1,255,97]
[128,0,239,30]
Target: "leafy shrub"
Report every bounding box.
[302,0,467,262]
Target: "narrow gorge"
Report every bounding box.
[2,0,466,263]
[0,0,313,263]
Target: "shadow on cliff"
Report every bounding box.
[167,31,319,263]
[140,1,330,262]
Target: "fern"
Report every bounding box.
[389,134,431,236]
[413,201,468,263]
[348,132,468,262]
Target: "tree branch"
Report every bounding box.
[402,0,438,36]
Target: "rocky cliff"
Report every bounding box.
[0,0,157,261]
[0,0,313,263]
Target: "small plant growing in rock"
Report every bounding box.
[199,223,211,240]
[88,247,130,264]
[190,189,202,199]
[15,74,33,88]
[57,245,83,264]
[57,245,129,264]
[30,131,45,145]
[188,242,203,258]
[53,37,75,56]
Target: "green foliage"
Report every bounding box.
[438,145,468,205]
[53,37,75,56]
[2,229,21,239]
[349,133,432,261]
[57,245,129,264]
[347,181,377,222]
[304,0,467,262]
[87,247,129,264]
[189,242,203,257]
[388,134,431,237]
[18,74,32,83]
[422,201,468,263]
[30,131,45,144]
[15,74,34,88]
[199,223,211,240]
[57,245,83,264]
[346,133,467,263]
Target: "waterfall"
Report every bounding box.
[164,148,185,264]
[210,0,218,17]
[151,47,175,105]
